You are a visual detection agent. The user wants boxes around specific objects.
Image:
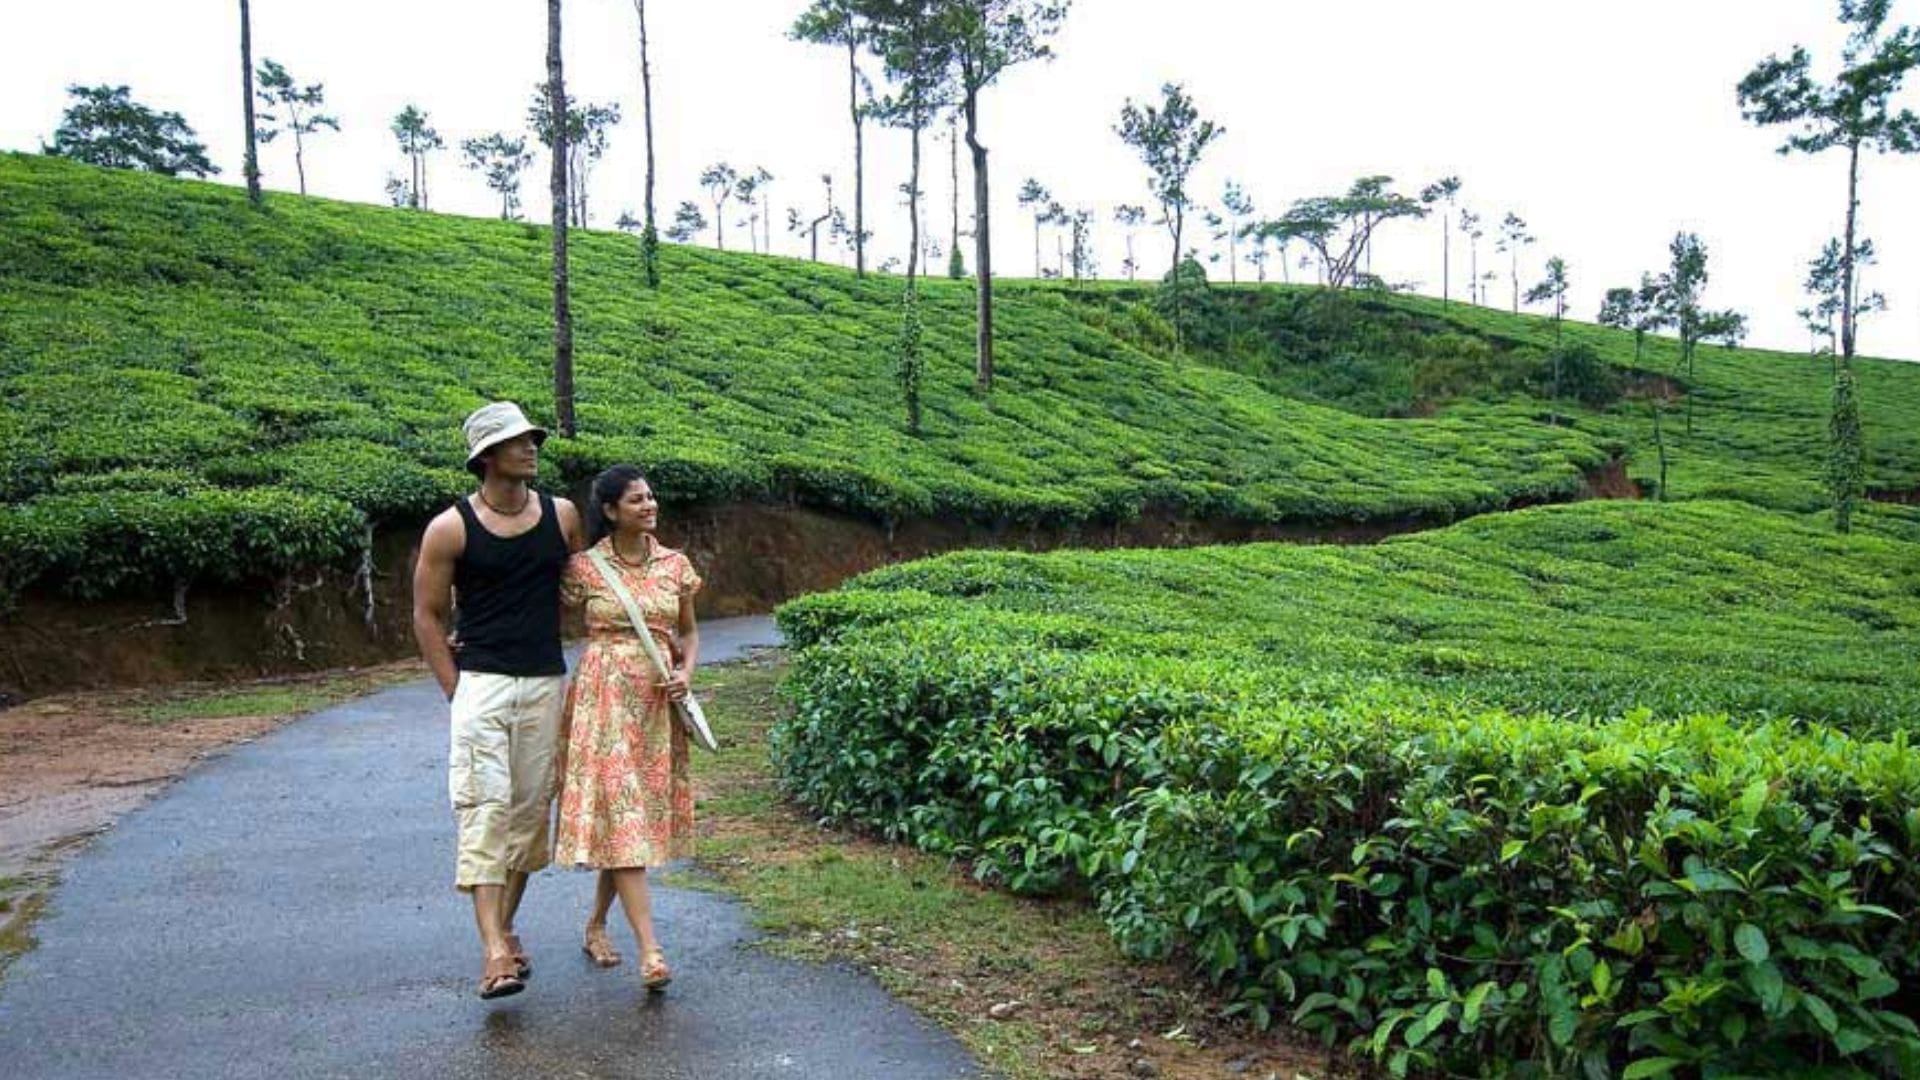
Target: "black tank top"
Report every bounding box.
[452,493,569,676]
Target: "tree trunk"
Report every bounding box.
[1125,233,1135,280]
[240,0,261,206]
[949,120,960,269]
[1033,217,1042,277]
[906,122,922,282]
[1841,139,1860,363]
[964,87,993,393]
[847,37,866,277]
[293,128,307,196]
[547,0,576,437]
[1510,250,1518,313]
[1441,214,1450,304]
[1170,207,1184,352]
[634,0,658,287]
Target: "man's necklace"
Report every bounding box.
[477,488,531,516]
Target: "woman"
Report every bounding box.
[556,465,703,991]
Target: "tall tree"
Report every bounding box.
[389,105,442,209]
[546,0,575,437]
[1419,175,1461,303]
[1017,177,1052,275]
[1741,1,1919,531]
[1219,180,1253,284]
[1115,82,1223,350]
[665,200,707,243]
[1524,255,1571,424]
[1112,203,1145,280]
[1596,274,1661,366]
[528,88,621,227]
[1044,198,1068,277]
[631,0,661,287]
[1647,232,1743,435]
[1803,236,1886,364]
[1065,207,1094,282]
[790,174,837,261]
[254,59,338,196]
[699,162,739,248]
[1739,0,1920,366]
[862,0,953,434]
[792,1,874,276]
[1459,207,1484,304]
[1495,212,1533,312]
[239,0,261,205]
[734,167,774,253]
[1525,255,1570,341]
[43,85,217,177]
[461,133,534,219]
[933,0,1070,393]
[946,117,965,278]
[1263,176,1426,291]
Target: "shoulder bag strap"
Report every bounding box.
[585,548,676,683]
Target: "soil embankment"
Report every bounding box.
[0,461,1636,702]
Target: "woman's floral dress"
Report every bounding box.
[555,537,703,869]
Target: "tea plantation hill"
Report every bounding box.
[1065,278,1920,511]
[2,150,1919,605]
[0,151,1609,604]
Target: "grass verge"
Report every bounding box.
[690,652,1339,1080]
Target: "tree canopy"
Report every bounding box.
[43,84,217,178]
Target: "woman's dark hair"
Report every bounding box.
[586,465,650,544]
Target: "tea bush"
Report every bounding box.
[775,500,1920,1076]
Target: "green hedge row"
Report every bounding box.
[773,502,1920,1076]
[784,501,1920,734]
[0,487,366,605]
[773,618,1920,1078]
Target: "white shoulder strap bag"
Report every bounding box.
[584,547,718,751]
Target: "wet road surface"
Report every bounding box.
[0,616,985,1079]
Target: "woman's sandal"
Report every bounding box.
[642,948,672,992]
[479,954,526,1000]
[504,931,532,979]
[582,926,623,969]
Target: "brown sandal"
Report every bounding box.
[582,926,622,969]
[479,955,526,1000]
[504,932,531,979]
[642,948,672,991]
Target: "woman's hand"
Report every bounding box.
[656,668,691,702]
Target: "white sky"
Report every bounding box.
[4,0,1919,359]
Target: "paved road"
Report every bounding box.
[0,616,985,1080]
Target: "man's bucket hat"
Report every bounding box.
[463,401,548,465]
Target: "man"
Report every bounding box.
[412,401,583,999]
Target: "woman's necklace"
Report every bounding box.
[477,486,531,516]
[611,534,655,568]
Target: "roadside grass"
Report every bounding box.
[0,875,49,985]
[688,653,1338,1080]
[136,674,383,725]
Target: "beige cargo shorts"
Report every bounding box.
[448,672,565,891]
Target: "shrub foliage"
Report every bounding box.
[775,501,1920,1077]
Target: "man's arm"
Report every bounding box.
[554,497,585,553]
[412,510,464,701]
